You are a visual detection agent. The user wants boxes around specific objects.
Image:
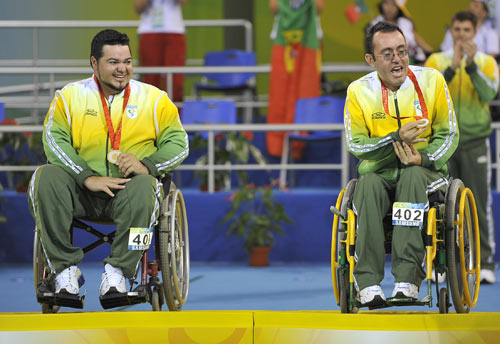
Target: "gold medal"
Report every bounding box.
[417,118,429,128]
[107,150,121,164]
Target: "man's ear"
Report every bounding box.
[90,56,97,70]
[365,53,375,67]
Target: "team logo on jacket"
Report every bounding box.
[126,105,138,119]
[85,109,97,116]
[371,112,386,120]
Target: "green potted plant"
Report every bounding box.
[191,131,266,191]
[221,180,294,266]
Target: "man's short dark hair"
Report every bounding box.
[365,21,405,55]
[451,11,478,29]
[90,29,130,66]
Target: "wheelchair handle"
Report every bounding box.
[330,206,344,219]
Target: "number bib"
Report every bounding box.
[128,227,153,250]
[392,202,425,227]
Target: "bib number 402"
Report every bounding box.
[392,202,425,227]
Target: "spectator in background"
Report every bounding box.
[365,0,433,64]
[426,11,499,284]
[266,0,324,160]
[134,0,187,103]
[440,0,499,57]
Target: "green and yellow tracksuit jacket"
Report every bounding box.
[345,66,459,180]
[425,50,499,144]
[43,76,189,186]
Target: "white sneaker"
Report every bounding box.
[99,263,126,295]
[431,272,446,284]
[55,265,82,295]
[359,285,386,306]
[480,269,496,284]
[392,282,419,300]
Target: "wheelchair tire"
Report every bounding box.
[159,186,190,311]
[33,229,60,314]
[338,179,356,313]
[438,287,449,314]
[339,269,350,313]
[445,179,471,313]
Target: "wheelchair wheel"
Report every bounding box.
[445,179,480,313]
[159,185,190,311]
[331,179,357,313]
[33,229,60,314]
[438,287,449,314]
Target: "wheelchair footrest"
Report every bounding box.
[37,290,85,309]
[99,286,147,309]
[386,296,418,306]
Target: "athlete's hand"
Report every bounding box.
[393,141,422,166]
[398,119,428,144]
[116,152,149,177]
[83,176,131,197]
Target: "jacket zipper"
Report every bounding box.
[394,91,402,181]
[105,96,113,177]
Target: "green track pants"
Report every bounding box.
[352,166,449,291]
[28,164,162,278]
[448,138,496,271]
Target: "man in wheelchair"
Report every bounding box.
[27,29,188,308]
[344,22,459,307]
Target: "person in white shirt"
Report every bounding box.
[134,0,187,102]
[440,0,499,56]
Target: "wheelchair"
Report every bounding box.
[33,174,190,313]
[330,178,481,314]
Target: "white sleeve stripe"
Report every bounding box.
[153,92,165,136]
[45,92,83,173]
[428,83,457,161]
[476,68,499,93]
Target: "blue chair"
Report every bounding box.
[182,99,237,139]
[279,96,346,186]
[193,50,256,123]
[181,99,238,190]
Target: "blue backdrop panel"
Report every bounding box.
[1,189,499,264]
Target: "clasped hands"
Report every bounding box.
[393,119,428,166]
[83,152,149,197]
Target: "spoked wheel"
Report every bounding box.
[438,287,449,314]
[445,179,480,313]
[331,179,357,313]
[159,185,190,311]
[33,229,60,314]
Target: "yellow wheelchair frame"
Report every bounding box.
[330,178,480,313]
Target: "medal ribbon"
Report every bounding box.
[94,75,131,150]
[380,68,428,120]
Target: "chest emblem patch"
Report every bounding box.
[371,112,386,120]
[126,105,138,119]
[85,109,97,116]
[414,101,422,118]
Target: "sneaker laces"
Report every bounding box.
[102,264,125,287]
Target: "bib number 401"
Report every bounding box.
[392,202,425,227]
[128,227,153,250]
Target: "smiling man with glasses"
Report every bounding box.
[343,21,459,307]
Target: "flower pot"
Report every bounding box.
[248,246,271,267]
